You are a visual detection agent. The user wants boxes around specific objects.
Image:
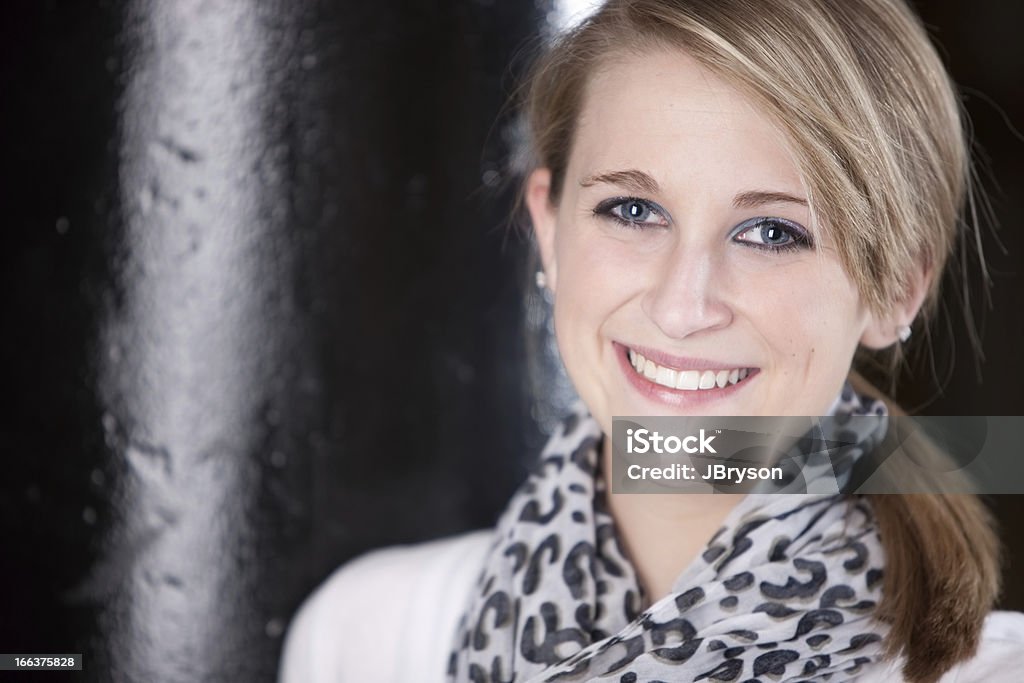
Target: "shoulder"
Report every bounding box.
[864,611,1024,682]
[278,529,493,683]
[942,611,1024,682]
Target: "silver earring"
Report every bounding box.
[898,324,912,343]
[535,270,547,290]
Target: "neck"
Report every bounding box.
[601,436,743,605]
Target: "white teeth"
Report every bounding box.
[655,366,676,388]
[643,359,657,380]
[677,370,699,390]
[626,347,752,391]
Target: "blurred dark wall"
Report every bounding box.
[0,1,1021,681]
[905,0,1024,613]
[1,1,547,680]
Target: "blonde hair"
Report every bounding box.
[523,0,984,373]
[517,1,1000,680]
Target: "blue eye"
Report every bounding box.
[733,217,813,253]
[593,197,670,229]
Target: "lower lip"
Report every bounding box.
[613,342,759,409]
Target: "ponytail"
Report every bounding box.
[850,373,1001,682]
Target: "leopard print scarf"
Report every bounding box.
[448,384,890,682]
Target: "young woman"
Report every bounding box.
[281,1,1023,681]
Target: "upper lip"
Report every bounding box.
[618,341,753,372]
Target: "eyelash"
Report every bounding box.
[592,196,814,254]
[733,217,813,253]
[592,196,669,231]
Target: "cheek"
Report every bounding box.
[550,225,640,390]
[553,224,639,318]
[745,262,865,361]
[745,267,863,413]
[550,228,598,363]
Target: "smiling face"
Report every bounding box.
[527,49,898,432]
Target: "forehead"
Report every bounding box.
[571,49,805,198]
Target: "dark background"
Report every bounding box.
[1,1,1021,681]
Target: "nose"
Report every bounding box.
[641,239,733,340]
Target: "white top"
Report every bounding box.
[280,530,1024,683]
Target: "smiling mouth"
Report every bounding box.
[626,347,756,391]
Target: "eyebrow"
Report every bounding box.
[579,169,807,209]
[732,190,807,209]
[579,169,660,194]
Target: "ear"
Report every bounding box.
[525,168,559,293]
[860,260,933,349]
